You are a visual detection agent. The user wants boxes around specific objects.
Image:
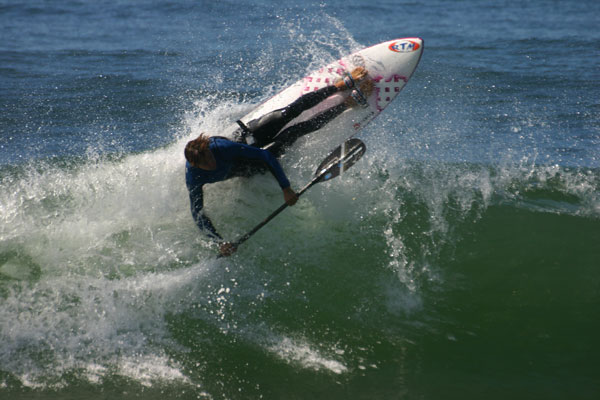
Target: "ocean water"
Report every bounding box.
[1,0,599,398]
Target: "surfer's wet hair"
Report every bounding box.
[185,134,211,164]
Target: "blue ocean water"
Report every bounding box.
[1,0,599,399]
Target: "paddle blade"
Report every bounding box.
[315,138,366,182]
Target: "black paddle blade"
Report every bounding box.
[315,138,366,182]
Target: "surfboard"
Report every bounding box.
[236,38,424,148]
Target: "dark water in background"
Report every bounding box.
[1,0,599,398]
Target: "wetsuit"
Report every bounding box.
[186,137,290,239]
[187,85,348,239]
[236,85,347,156]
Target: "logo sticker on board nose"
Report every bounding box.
[389,40,420,53]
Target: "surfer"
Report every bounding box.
[185,67,372,256]
[235,67,372,156]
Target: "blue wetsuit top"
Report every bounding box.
[185,136,290,239]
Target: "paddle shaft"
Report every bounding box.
[232,173,323,248]
[220,138,366,256]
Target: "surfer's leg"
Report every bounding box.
[245,85,339,147]
[243,109,287,145]
[283,86,339,118]
[242,68,368,147]
[266,104,347,157]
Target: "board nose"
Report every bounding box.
[412,37,423,59]
[406,37,423,54]
[403,37,423,66]
[413,37,423,52]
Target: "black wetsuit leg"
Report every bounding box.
[229,86,347,178]
[266,103,347,157]
[246,85,339,147]
[228,102,347,178]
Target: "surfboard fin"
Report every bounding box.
[342,72,357,90]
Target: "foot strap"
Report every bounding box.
[342,72,356,90]
[350,88,369,108]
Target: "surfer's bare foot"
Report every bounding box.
[350,66,368,82]
[335,66,369,91]
[344,79,374,108]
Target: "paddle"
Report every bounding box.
[219,138,366,257]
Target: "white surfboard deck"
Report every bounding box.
[236,38,424,148]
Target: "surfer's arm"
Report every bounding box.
[188,184,223,240]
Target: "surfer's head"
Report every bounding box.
[185,134,211,167]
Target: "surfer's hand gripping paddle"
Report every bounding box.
[219,138,366,257]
